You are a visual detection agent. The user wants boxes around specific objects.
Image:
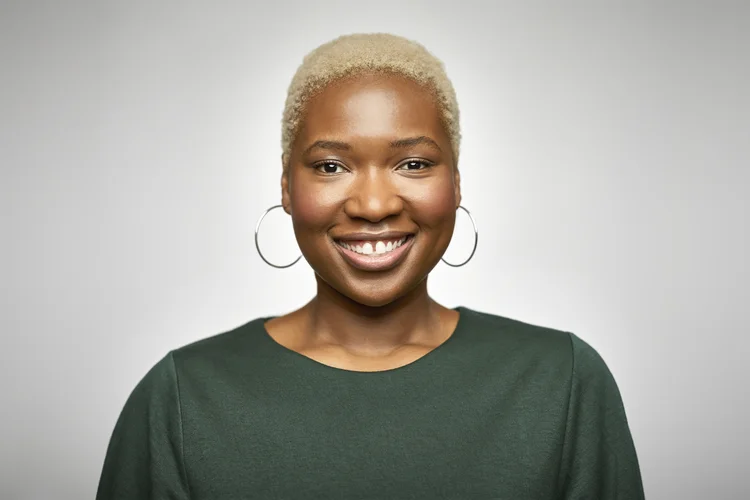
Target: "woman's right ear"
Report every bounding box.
[281,153,291,214]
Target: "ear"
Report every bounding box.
[281,153,292,215]
[453,165,462,209]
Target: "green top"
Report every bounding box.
[96,307,644,499]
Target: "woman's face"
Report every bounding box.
[282,72,460,307]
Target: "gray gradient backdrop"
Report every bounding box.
[2,1,748,499]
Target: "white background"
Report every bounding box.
[2,1,748,499]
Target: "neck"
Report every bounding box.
[300,276,449,356]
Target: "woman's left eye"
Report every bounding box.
[398,160,431,171]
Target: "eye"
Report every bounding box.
[397,160,432,171]
[314,162,347,174]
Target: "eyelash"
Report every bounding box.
[398,160,433,171]
[313,159,433,174]
[314,162,347,175]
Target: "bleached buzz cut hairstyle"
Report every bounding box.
[281,33,461,164]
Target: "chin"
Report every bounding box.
[333,272,427,309]
[307,237,438,308]
[345,290,403,308]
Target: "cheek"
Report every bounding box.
[408,176,458,227]
[289,175,339,232]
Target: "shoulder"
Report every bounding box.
[170,316,269,363]
[567,331,616,382]
[125,351,179,403]
[111,317,269,420]
[458,306,574,360]
[129,317,271,392]
[566,332,624,407]
[458,307,616,383]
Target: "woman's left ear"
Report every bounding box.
[454,166,462,208]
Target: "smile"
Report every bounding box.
[333,234,415,271]
[338,236,409,255]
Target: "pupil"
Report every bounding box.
[324,164,337,173]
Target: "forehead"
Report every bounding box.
[296,73,448,146]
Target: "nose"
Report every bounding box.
[343,168,403,223]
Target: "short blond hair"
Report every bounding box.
[282,33,461,163]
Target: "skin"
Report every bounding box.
[264,72,462,372]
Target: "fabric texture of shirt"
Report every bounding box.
[96,306,645,499]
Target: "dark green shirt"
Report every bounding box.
[97,306,644,499]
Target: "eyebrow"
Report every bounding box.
[303,140,352,156]
[303,135,442,155]
[389,136,442,152]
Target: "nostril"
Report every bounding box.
[342,194,404,223]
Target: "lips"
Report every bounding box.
[333,234,415,271]
[337,235,409,255]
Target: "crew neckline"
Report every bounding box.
[258,306,470,375]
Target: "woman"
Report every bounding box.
[97,33,644,499]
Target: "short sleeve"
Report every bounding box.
[557,333,645,499]
[96,352,191,500]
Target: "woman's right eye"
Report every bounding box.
[315,162,346,174]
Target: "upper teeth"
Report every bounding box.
[339,237,408,255]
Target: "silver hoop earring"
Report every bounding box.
[441,205,478,268]
[254,204,302,269]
